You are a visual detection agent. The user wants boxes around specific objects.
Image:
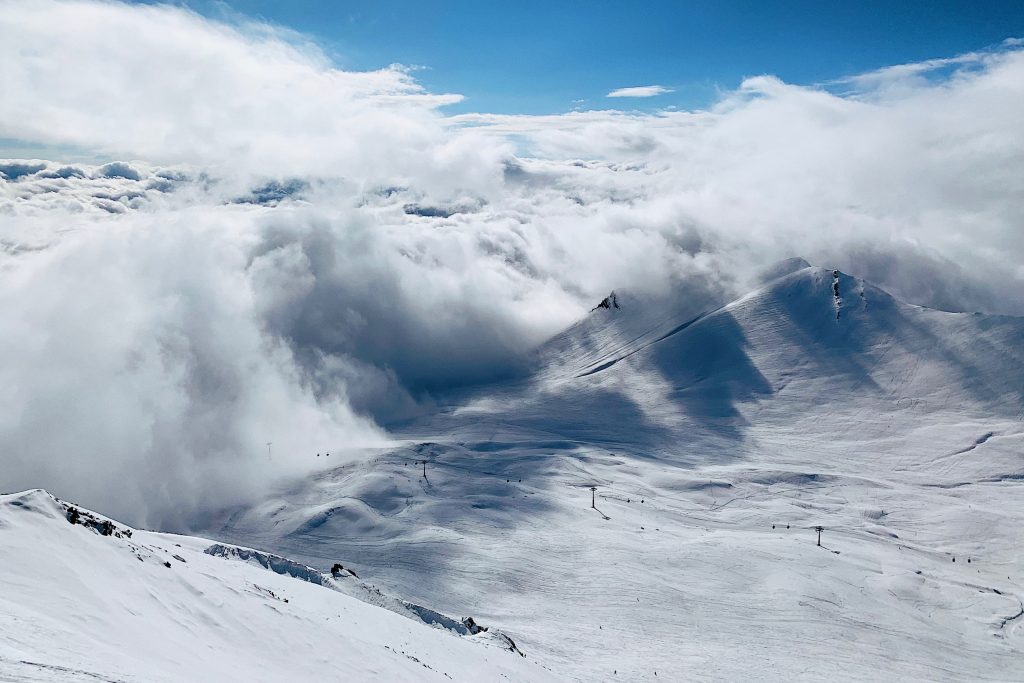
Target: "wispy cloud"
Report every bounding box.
[606,85,673,98]
[830,37,1023,93]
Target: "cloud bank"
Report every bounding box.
[2,0,1023,528]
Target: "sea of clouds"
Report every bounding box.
[2,0,1022,529]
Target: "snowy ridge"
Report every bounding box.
[0,490,556,682]
[538,287,713,381]
[202,542,524,653]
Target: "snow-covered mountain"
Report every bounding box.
[0,489,557,682]
[210,264,1024,681]
[5,264,1023,681]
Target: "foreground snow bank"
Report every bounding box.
[0,490,558,682]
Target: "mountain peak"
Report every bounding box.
[758,256,813,284]
[592,291,621,311]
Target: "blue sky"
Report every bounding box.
[177,0,1024,114]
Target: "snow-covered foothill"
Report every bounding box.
[0,489,559,682]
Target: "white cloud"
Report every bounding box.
[0,0,481,184]
[606,85,674,98]
[2,1,1024,527]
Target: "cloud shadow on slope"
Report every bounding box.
[208,437,568,610]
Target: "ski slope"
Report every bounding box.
[211,264,1024,681]
[0,489,558,682]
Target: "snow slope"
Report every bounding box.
[211,265,1024,681]
[0,489,558,682]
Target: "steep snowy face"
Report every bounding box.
[536,285,714,382]
[536,262,851,381]
[0,490,559,682]
[540,264,886,380]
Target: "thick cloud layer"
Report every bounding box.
[1,1,1023,528]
